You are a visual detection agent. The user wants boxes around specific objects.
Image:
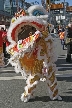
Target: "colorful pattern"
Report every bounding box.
[8,31,40,55]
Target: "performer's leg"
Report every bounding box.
[21,74,40,102]
[46,64,62,100]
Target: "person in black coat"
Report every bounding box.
[66,23,72,63]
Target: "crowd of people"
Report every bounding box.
[56,23,72,63]
[49,23,72,63]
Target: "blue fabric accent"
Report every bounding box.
[33,10,45,16]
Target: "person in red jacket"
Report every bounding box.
[0,29,3,48]
[2,28,11,58]
[0,27,5,66]
[2,28,7,58]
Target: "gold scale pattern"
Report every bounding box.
[19,30,58,99]
[19,30,49,75]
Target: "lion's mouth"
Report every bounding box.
[18,25,36,41]
[7,16,47,47]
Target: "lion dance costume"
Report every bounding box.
[6,5,62,102]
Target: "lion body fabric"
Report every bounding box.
[7,30,62,102]
[10,31,61,102]
[6,5,62,102]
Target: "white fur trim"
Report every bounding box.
[21,93,30,102]
[28,5,48,16]
[7,16,47,44]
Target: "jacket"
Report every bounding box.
[67,27,72,38]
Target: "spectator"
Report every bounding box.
[0,27,3,48]
[2,28,7,58]
[66,23,72,62]
[0,27,5,65]
[58,25,62,34]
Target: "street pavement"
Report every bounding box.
[0,37,72,108]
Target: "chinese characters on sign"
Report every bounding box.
[66,6,72,12]
[50,3,64,10]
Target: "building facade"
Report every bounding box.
[0,0,4,10]
[4,0,31,15]
[0,0,11,26]
[4,0,22,15]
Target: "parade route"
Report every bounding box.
[0,73,72,80]
[0,38,72,108]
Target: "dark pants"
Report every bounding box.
[3,42,6,58]
[61,39,63,44]
[61,39,65,50]
[66,45,72,62]
[3,42,10,58]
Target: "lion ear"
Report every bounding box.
[11,17,16,24]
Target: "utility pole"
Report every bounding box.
[22,0,25,9]
[46,0,51,24]
[16,0,19,12]
[64,0,66,27]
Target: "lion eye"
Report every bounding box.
[33,10,44,16]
